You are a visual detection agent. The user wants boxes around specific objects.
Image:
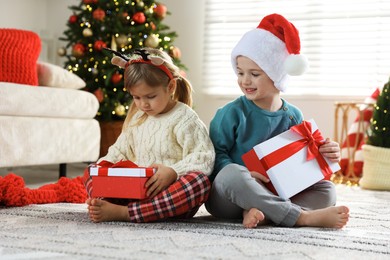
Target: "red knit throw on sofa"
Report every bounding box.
[0,29,41,86]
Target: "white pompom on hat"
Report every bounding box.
[231,13,309,92]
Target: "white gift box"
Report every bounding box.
[243,119,340,199]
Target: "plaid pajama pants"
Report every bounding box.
[83,167,211,223]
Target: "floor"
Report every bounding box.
[0,163,88,188]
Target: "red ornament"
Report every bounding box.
[69,15,78,24]
[169,46,181,59]
[72,43,86,58]
[150,22,156,31]
[93,8,106,21]
[83,0,98,4]
[93,88,104,103]
[132,12,146,24]
[93,40,107,51]
[111,73,123,84]
[153,3,167,19]
[121,12,130,23]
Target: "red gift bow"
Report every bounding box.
[96,160,154,177]
[98,160,138,168]
[259,121,333,179]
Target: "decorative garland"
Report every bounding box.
[0,173,87,207]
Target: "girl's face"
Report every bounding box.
[236,56,280,108]
[129,81,176,116]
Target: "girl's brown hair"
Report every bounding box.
[113,47,193,129]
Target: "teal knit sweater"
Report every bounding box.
[209,96,303,181]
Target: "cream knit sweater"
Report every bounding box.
[99,102,215,177]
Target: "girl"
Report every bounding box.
[85,48,215,223]
[205,14,349,229]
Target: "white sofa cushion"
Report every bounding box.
[0,116,100,167]
[0,82,99,119]
[37,61,86,89]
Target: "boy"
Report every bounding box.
[205,14,349,229]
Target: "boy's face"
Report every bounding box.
[236,56,280,107]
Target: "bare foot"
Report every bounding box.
[87,198,130,223]
[243,208,265,228]
[296,205,349,229]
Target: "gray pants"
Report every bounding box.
[205,164,337,227]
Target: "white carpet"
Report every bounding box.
[1,165,390,259]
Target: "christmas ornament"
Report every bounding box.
[136,0,145,8]
[111,35,118,51]
[132,12,146,24]
[82,28,93,37]
[149,22,156,31]
[111,72,123,84]
[153,3,167,19]
[115,104,126,116]
[144,34,159,48]
[115,34,128,47]
[169,46,181,59]
[93,40,107,51]
[72,43,86,58]
[93,8,106,21]
[94,88,104,103]
[57,47,67,57]
[69,15,78,24]
[121,12,130,23]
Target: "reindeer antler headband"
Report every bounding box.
[103,48,173,80]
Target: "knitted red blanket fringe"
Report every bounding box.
[0,173,87,207]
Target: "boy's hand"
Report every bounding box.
[145,164,177,198]
[250,171,270,183]
[319,138,341,162]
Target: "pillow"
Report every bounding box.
[0,28,41,86]
[37,61,86,89]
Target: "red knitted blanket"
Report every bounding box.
[0,173,87,207]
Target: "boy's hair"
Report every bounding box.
[122,48,193,128]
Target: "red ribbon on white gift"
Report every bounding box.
[259,121,333,179]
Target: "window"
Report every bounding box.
[203,0,390,96]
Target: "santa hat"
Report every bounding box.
[231,13,309,92]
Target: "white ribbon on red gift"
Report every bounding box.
[93,160,155,177]
[259,121,333,179]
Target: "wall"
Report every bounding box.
[0,0,366,138]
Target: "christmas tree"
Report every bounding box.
[367,80,390,148]
[58,0,184,121]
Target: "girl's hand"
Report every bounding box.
[319,138,341,162]
[145,164,177,198]
[250,171,270,183]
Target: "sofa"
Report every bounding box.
[0,28,100,177]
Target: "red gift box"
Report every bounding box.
[242,119,340,199]
[90,160,155,199]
